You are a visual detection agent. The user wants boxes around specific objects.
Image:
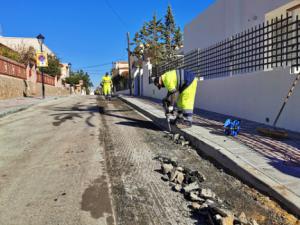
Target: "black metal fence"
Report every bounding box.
[155,14,300,80]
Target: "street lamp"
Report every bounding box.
[36,34,45,99]
[68,63,72,94]
[67,62,72,77]
[36,34,45,46]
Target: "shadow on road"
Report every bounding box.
[98,105,161,131]
[52,113,83,126]
[267,157,300,178]
[192,114,300,178]
[50,103,98,127]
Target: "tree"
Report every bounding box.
[174,27,183,50]
[165,5,175,32]
[42,55,61,77]
[131,4,183,66]
[145,13,163,65]
[16,45,36,65]
[132,14,163,65]
[132,23,149,60]
[65,70,93,94]
[162,5,176,60]
[140,23,150,43]
[132,31,143,59]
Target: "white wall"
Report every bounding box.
[141,61,167,100]
[140,62,300,132]
[184,0,292,52]
[180,0,300,132]
[0,37,53,55]
[139,0,300,132]
[195,68,300,132]
[116,89,130,95]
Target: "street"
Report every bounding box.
[0,96,113,225]
[2,0,300,224]
[0,96,298,225]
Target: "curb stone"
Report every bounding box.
[0,104,35,118]
[0,96,67,119]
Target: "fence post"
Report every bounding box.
[296,15,299,71]
[55,75,58,87]
[196,48,200,78]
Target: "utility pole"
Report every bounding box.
[127,32,132,96]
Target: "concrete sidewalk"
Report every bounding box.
[119,95,300,217]
[0,96,65,118]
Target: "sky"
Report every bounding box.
[0,0,215,86]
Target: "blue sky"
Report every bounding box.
[0,0,215,86]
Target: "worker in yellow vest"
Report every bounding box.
[101,72,113,100]
[154,69,198,129]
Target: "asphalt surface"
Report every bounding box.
[0,96,298,225]
[97,97,199,225]
[0,96,115,225]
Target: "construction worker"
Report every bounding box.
[154,69,198,129]
[101,72,113,100]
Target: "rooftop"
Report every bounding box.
[0,36,53,55]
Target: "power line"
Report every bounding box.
[86,70,106,71]
[73,62,112,69]
[83,67,111,70]
[73,57,126,70]
[85,72,109,74]
[104,0,129,29]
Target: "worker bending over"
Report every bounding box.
[154,69,198,129]
[101,72,113,100]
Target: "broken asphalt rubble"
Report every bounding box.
[154,133,260,225]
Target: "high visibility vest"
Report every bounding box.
[161,69,198,110]
[161,70,177,93]
[102,76,112,86]
[161,69,197,93]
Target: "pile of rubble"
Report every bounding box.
[154,156,260,225]
[164,132,190,146]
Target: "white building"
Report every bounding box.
[112,61,129,92]
[132,0,300,132]
[183,0,300,132]
[112,61,129,77]
[57,63,71,87]
[0,36,71,88]
[60,63,70,79]
[184,0,297,52]
[0,36,53,55]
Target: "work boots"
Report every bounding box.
[176,120,192,129]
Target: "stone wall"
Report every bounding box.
[0,74,27,99]
[34,83,69,97]
[0,74,69,100]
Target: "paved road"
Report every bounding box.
[96,97,198,225]
[0,96,297,225]
[0,96,115,225]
